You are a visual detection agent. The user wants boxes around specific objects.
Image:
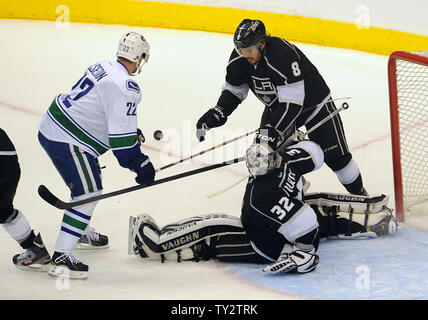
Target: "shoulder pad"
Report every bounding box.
[126,79,140,93]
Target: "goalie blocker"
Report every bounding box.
[128,192,397,264]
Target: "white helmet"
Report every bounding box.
[117,32,150,75]
[245,142,279,177]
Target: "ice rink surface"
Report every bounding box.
[0,20,427,300]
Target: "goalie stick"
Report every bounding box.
[38,156,245,210]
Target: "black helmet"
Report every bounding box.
[233,19,266,49]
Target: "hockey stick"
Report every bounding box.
[206,176,248,198]
[156,129,257,172]
[38,156,245,210]
[205,102,350,198]
[156,98,351,174]
[296,102,349,140]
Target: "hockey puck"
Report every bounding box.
[153,130,164,141]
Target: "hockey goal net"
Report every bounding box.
[388,51,428,222]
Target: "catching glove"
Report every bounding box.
[128,153,155,186]
[196,106,227,142]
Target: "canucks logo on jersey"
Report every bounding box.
[126,80,140,93]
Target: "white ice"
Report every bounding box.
[0,20,427,300]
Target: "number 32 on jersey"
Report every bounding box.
[271,197,295,220]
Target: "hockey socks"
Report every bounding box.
[54,191,101,253]
[2,209,33,247]
[333,159,366,195]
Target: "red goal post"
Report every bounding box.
[388,51,428,222]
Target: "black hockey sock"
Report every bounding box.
[19,230,37,249]
[343,174,366,195]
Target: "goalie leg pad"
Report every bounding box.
[129,213,246,262]
[313,204,398,240]
[128,214,160,257]
[304,192,389,214]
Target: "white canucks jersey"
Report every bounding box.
[38,60,142,157]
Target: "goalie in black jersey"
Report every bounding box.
[196,18,367,196]
[129,137,397,274]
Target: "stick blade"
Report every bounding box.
[38,185,68,210]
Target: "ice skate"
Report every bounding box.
[12,233,51,272]
[76,227,109,250]
[49,251,88,279]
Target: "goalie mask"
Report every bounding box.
[117,32,150,76]
[245,142,279,177]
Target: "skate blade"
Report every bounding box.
[75,243,109,250]
[48,265,88,280]
[15,262,51,272]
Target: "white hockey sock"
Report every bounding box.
[2,210,32,243]
[334,159,360,185]
[54,191,101,253]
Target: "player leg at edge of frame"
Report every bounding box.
[128,192,398,274]
[1,129,52,272]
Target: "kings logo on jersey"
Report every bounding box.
[251,76,278,106]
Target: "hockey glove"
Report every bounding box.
[254,126,284,150]
[128,153,155,186]
[136,128,145,145]
[196,106,228,142]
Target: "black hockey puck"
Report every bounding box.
[153,130,164,141]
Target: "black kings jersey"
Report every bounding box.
[241,172,307,259]
[0,128,17,155]
[218,37,331,130]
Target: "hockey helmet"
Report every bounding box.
[233,19,266,50]
[245,142,278,177]
[117,32,150,75]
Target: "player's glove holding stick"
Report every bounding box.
[128,153,155,186]
[196,106,228,142]
[137,128,145,145]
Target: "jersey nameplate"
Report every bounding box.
[88,63,108,82]
[126,80,140,93]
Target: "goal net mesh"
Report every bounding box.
[394,51,428,211]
